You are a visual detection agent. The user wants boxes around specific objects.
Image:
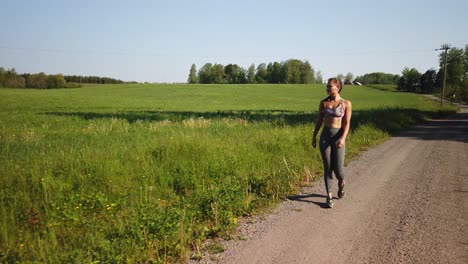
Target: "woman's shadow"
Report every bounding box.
[287,193,337,209]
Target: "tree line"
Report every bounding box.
[397,44,468,102]
[354,72,400,85]
[188,60,402,86]
[188,59,323,84]
[64,75,126,85]
[0,68,70,88]
[0,67,128,89]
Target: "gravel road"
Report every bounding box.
[194,103,468,264]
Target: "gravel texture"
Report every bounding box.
[190,102,468,264]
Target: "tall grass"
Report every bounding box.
[0,84,456,262]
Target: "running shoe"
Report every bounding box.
[338,185,345,199]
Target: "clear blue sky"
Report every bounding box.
[1,0,467,83]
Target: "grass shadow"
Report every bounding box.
[393,110,467,142]
[44,107,462,142]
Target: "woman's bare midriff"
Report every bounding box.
[324,117,342,129]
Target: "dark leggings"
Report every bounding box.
[319,126,345,194]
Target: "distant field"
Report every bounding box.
[365,84,398,92]
[0,84,456,262]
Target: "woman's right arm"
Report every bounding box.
[312,102,323,148]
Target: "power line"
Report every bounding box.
[0,45,438,58]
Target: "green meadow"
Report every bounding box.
[0,84,456,263]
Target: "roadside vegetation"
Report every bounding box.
[0,84,456,262]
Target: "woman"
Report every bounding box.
[312,78,352,208]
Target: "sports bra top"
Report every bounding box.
[323,99,345,118]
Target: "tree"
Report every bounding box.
[283,59,302,84]
[344,72,354,85]
[0,68,25,88]
[4,77,25,88]
[192,58,320,85]
[248,64,256,84]
[462,45,468,101]
[255,63,267,84]
[439,47,464,98]
[0,68,126,88]
[26,73,48,88]
[266,62,283,83]
[211,64,226,84]
[48,74,66,88]
[198,63,213,84]
[336,74,345,83]
[225,64,246,84]
[0,67,5,87]
[315,70,323,84]
[398,67,421,92]
[354,72,400,85]
[280,59,316,84]
[300,61,315,84]
[464,45,468,80]
[420,69,437,94]
[188,64,198,84]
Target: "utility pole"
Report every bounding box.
[435,44,451,107]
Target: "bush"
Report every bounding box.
[48,74,67,88]
[4,76,26,88]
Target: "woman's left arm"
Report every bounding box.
[337,100,352,148]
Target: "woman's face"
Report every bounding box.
[326,83,340,95]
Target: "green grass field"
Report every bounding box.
[0,84,456,262]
